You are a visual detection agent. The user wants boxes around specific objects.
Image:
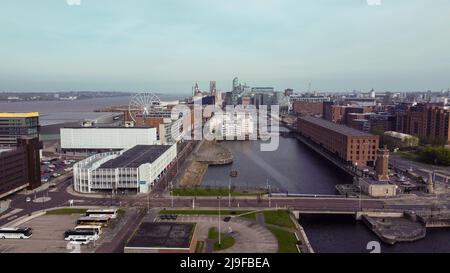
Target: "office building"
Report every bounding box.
[0,137,42,199]
[0,112,39,147]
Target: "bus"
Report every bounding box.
[0,227,33,239]
[77,216,110,226]
[86,209,118,219]
[74,225,102,235]
[64,230,98,242]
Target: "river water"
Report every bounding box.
[2,98,449,252]
[202,133,450,253]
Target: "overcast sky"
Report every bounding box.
[0,0,449,94]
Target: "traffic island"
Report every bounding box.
[207,227,236,251]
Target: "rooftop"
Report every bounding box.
[0,148,13,155]
[0,112,39,118]
[126,222,195,249]
[299,116,376,137]
[63,126,153,129]
[99,145,171,169]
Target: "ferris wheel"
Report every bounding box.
[128,93,161,122]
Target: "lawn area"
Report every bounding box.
[263,210,295,229]
[209,227,236,251]
[214,235,235,251]
[268,226,299,253]
[159,209,253,215]
[195,241,205,253]
[395,150,420,161]
[239,211,257,220]
[46,208,87,215]
[173,187,263,197]
[208,227,219,239]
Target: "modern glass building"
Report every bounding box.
[0,112,40,147]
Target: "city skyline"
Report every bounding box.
[1,0,449,93]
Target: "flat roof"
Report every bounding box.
[0,148,13,154]
[99,145,171,169]
[299,116,376,137]
[63,126,153,129]
[126,222,195,249]
[0,112,39,118]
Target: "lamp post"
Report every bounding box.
[218,196,221,247]
[170,182,174,208]
[228,178,231,208]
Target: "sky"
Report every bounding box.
[0,0,449,94]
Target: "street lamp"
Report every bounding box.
[170,182,174,208]
[228,178,231,208]
[217,196,221,247]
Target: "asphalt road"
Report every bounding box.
[0,177,442,228]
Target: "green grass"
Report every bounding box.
[159,209,252,216]
[213,235,236,251]
[208,227,219,239]
[195,241,205,253]
[395,150,420,161]
[263,210,295,229]
[208,227,236,251]
[268,226,299,253]
[173,187,263,197]
[239,212,257,220]
[46,208,87,215]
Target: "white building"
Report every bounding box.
[60,127,158,157]
[207,112,256,140]
[159,117,184,144]
[73,144,177,194]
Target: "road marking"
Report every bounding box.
[7,215,18,221]
[0,208,23,220]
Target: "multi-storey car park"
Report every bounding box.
[73,144,177,194]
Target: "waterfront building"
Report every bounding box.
[60,127,158,158]
[0,137,42,199]
[207,112,256,140]
[73,144,177,193]
[357,178,397,197]
[298,116,379,166]
[0,112,39,147]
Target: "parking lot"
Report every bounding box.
[0,214,91,253]
[41,158,76,184]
